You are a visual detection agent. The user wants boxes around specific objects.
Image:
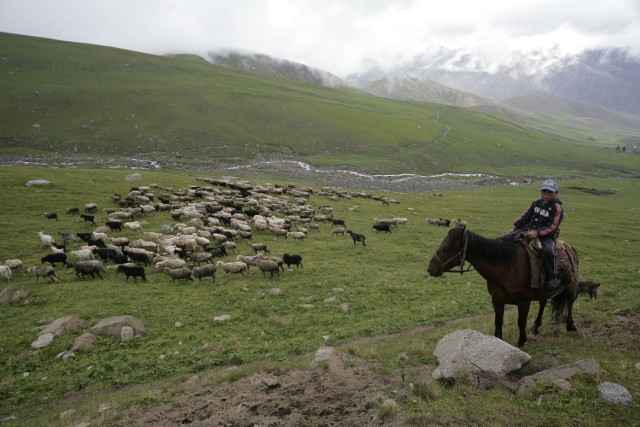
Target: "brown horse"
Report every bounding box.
[427,225,579,347]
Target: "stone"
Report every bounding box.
[31,333,55,349]
[598,382,632,405]
[91,315,146,337]
[311,346,335,368]
[71,332,96,352]
[0,285,29,304]
[339,303,350,313]
[125,173,142,181]
[120,326,135,342]
[26,179,50,186]
[214,314,231,323]
[518,359,602,396]
[41,316,88,336]
[432,329,531,380]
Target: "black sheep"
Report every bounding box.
[283,253,303,268]
[116,265,147,282]
[41,253,68,267]
[80,214,96,225]
[372,223,391,233]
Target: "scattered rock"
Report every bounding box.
[31,332,55,349]
[518,359,602,396]
[26,179,50,186]
[71,332,96,352]
[91,315,146,337]
[121,326,135,342]
[214,315,231,323]
[267,288,282,296]
[41,315,88,336]
[0,285,29,304]
[598,382,632,405]
[339,303,350,313]
[125,173,142,181]
[311,346,335,369]
[324,296,337,304]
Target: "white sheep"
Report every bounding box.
[27,265,59,283]
[4,259,24,276]
[124,221,143,232]
[187,251,213,265]
[331,227,346,236]
[236,254,258,269]
[0,265,13,281]
[286,231,306,242]
[222,241,238,254]
[155,258,187,270]
[215,261,247,275]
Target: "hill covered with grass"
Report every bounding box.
[1,32,638,177]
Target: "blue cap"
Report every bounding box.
[540,179,558,192]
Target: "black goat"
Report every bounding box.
[346,230,366,246]
[372,223,391,233]
[80,214,96,225]
[283,253,303,268]
[331,219,346,227]
[116,264,147,282]
[41,253,68,267]
[93,247,120,262]
[205,246,227,258]
[106,220,123,232]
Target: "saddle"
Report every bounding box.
[522,238,576,289]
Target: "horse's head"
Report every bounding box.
[427,225,467,276]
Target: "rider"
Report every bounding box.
[508,178,564,290]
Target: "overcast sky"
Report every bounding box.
[1,0,639,76]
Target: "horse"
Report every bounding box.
[427,225,579,347]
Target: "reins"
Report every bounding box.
[434,229,473,275]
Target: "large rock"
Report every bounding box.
[598,382,632,405]
[41,316,88,336]
[31,332,55,349]
[0,286,29,304]
[91,315,146,337]
[432,329,531,380]
[71,332,97,352]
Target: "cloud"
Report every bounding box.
[1,0,638,76]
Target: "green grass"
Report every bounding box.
[1,32,639,177]
[0,166,639,425]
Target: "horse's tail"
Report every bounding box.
[550,292,569,323]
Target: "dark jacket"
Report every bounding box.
[513,198,563,239]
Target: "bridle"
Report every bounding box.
[432,229,476,275]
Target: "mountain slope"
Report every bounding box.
[0,32,636,177]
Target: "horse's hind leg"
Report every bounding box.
[565,300,577,332]
[530,299,547,335]
[517,302,531,347]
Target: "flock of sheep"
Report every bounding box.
[1,177,415,286]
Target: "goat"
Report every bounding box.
[205,245,228,258]
[282,253,303,269]
[69,248,95,262]
[38,231,55,248]
[346,230,366,246]
[80,214,96,225]
[66,206,80,215]
[331,219,346,227]
[192,264,217,281]
[106,220,123,232]
[27,265,59,283]
[116,264,147,282]
[57,232,77,244]
[43,211,57,221]
[41,253,68,267]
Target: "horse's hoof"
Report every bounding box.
[529,326,540,335]
[567,324,578,332]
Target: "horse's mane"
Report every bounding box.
[465,230,518,266]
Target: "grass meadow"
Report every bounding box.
[0,165,638,425]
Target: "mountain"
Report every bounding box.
[206,50,351,90]
[346,48,640,115]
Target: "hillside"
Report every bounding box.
[0,32,638,178]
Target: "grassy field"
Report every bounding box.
[0,165,638,425]
[2,32,639,177]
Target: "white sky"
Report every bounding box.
[1,0,639,76]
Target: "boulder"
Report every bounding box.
[41,316,88,336]
[91,315,146,337]
[32,332,55,349]
[71,332,97,352]
[432,329,531,380]
[598,382,632,405]
[0,285,29,304]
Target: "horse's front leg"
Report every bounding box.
[492,300,505,340]
[530,299,547,335]
[565,300,577,332]
[517,302,531,347]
